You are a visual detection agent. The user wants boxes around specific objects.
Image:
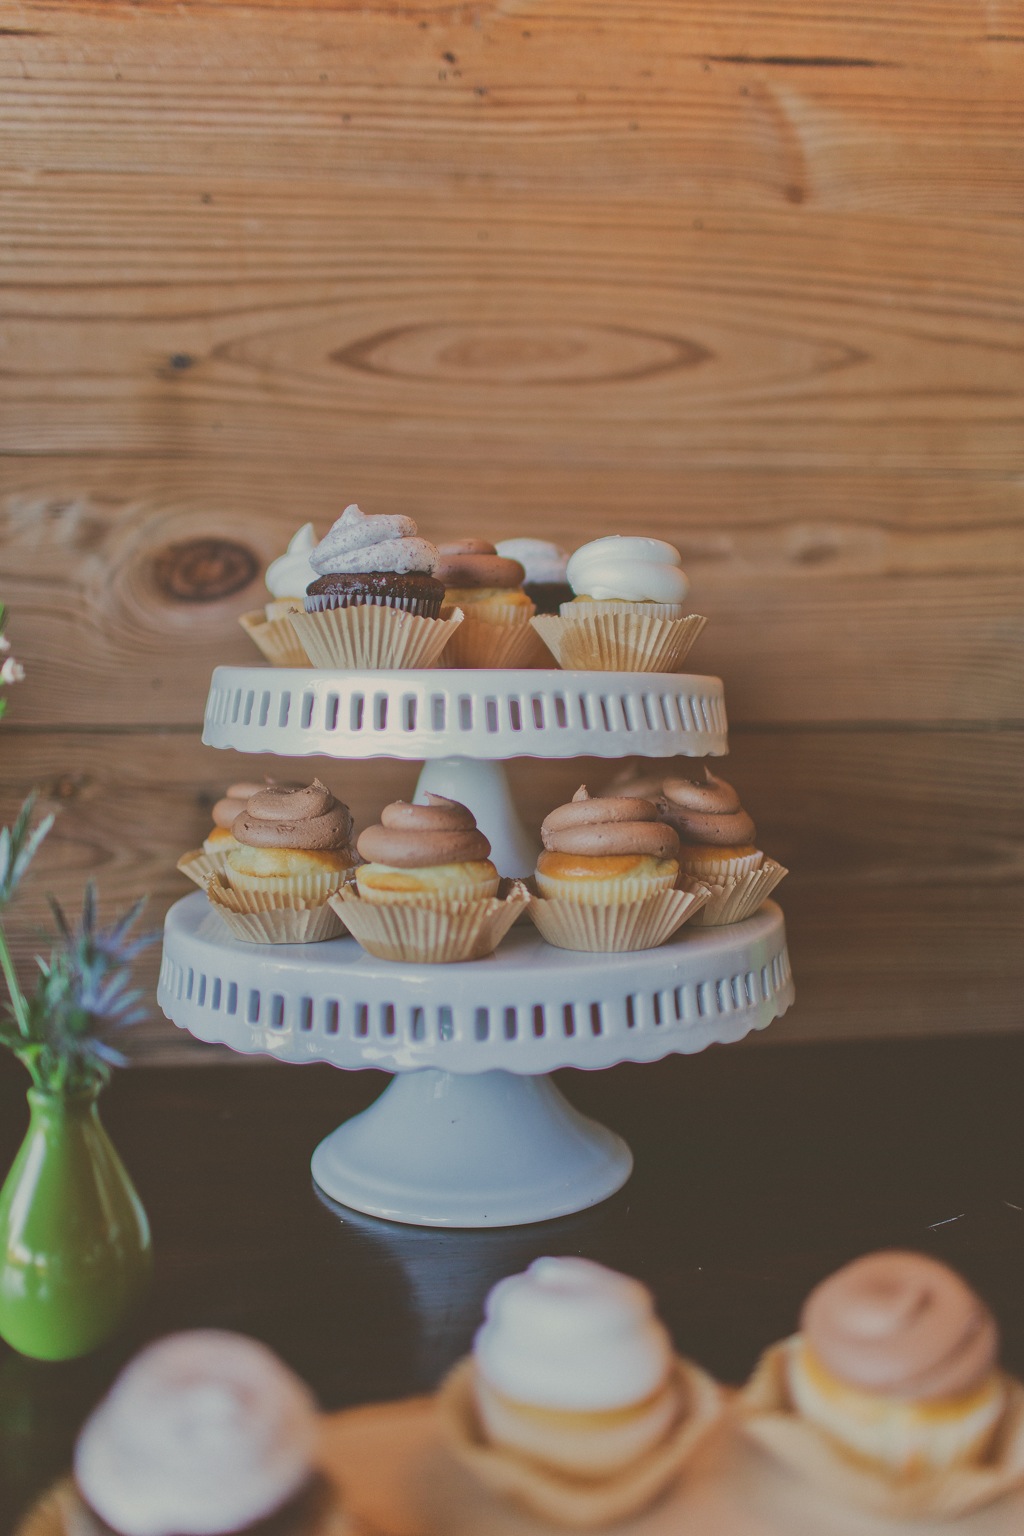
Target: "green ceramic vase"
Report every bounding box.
[0,1085,152,1359]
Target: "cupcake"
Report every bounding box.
[439,1256,723,1527]
[434,539,537,668]
[530,535,707,672]
[71,1330,341,1536]
[238,525,318,667]
[740,1251,1024,1518]
[494,537,572,614]
[287,506,461,670]
[526,787,707,951]
[208,780,356,943]
[331,794,526,962]
[177,779,297,889]
[657,767,787,926]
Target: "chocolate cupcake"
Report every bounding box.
[304,505,444,617]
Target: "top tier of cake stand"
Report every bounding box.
[202,666,728,761]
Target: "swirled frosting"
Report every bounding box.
[435,539,525,590]
[357,793,490,868]
[232,780,353,851]
[474,1257,673,1412]
[309,504,439,577]
[495,538,569,586]
[566,536,689,604]
[74,1330,318,1536]
[265,523,318,599]
[541,786,679,860]
[801,1251,999,1402]
[211,781,273,831]
[659,771,756,847]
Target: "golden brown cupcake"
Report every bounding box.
[536,786,680,904]
[657,767,762,883]
[434,540,537,668]
[224,781,358,902]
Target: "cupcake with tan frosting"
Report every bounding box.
[527,787,707,951]
[531,536,707,672]
[657,766,788,926]
[331,794,526,962]
[287,506,462,669]
[238,524,320,668]
[206,781,357,944]
[177,780,292,888]
[740,1250,1024,1519]
[434,539,538,668]
[439,1257,723,1528]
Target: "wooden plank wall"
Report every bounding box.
[1,1,1021,1059]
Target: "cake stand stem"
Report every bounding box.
[310,1069,632,1229]
[413,757,539,878]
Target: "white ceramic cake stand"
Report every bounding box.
[158,666,793,1228]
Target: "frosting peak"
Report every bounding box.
[802,1251,999,1401]
[265,523,318,599]
[232,780,353,852]
[566,536,689,604]
[474,1257,673,1412]
[74,1331,318,1536]
[435,540,525,590]
[659,770,756,847]
[541,785,680,860]
[357,793,491,868]
[211,780,301,830]
[309,504,439,577]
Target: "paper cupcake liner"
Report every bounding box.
[534,870,679,904]
[238,609,312,669]
[205,877,345,945]
[438,1355,724,1530]
[559,599,689,620]
[687,860,788,927]
[329,884,528,963]
[15,1474,357,1536]
[677,849,765,883]
[440,610,541,670]
[355,872,501,904]
[530,612,707,673]
[289,604,463,670]
[222,862,357,904]
[264,597,305,622]
[444,591,536,625]
[526,883,708,952]
[176,847,231,888]
[738,1340,1024,1520]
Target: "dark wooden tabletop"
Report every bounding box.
[2,1035,1024,1531]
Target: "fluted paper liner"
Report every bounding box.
[534,870,679,905]
[330,884,528,963]
[677,849,765,883]
[222,862,358,905]
[738,1339,1024,1520]
[289,604,463,670]
[559,599,689,620]
[205,876,346,945]
[688,860,788,927]
[176,847,229,888]
[238,609,312,669]
[16,1473,357,1536]
[438,1355,724,1530]
[440,607,541,670]
[531,612,707,673]
[356,873,501,904]
[527,882,708,952]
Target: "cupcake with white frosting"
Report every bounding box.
[239,524,320,668]
[439,1257,723,1528]
[288,506,463,669]
[531,536,707,673]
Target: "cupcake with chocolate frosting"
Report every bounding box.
[434,540,537,669]
[740,1250,1024,1519]
[332,794,526,962]
[288,506,462,670]
[527,787,707,952]
[238,525,320,668]
[657,766,788,926]
[178,780,305,888]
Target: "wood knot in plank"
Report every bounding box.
[152,539,258,603]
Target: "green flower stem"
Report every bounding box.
[0,920,30,1039]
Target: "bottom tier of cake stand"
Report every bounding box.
[158,892,793,1227]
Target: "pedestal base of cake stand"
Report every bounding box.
[412,757,539,879]
[309,1068,632,1228]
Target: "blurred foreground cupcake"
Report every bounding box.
[531,535,706,672]
[739,1250,1024,1519]
[287,505,462,669]
[434,539,537,668]
[438,1256,723,1527]
[206,781,357,944]
[526,786,707,951]
[495,537,572,614]
[331,793,526,962]
[58,1330,350,1536]
[238,524,318,668]
[658,767,787,926]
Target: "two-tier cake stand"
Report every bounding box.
[158,665,793,1228]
